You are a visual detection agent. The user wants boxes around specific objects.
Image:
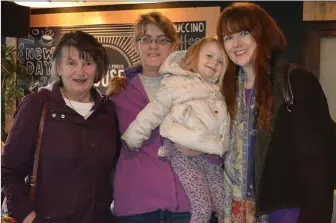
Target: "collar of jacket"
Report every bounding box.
[124,65,151,103]
[254,55,289,216]
[197,74,219,84]
[40,80,108,114]
[124,65,142,81]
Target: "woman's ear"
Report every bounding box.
[172,40,180,51]
[134,39,140,54]
[170,44,176,54]
[51,61,61,81]
[94,72,100,83]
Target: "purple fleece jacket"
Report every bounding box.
[110,66,191,216]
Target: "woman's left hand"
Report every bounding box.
[175,144,203,156]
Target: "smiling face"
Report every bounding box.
[136,23,174,76]
[223,31,257,70]
[197,41,224,80]
[57,46,97,98]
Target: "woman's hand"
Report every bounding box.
[175,144,203,156]
[23,211,36,223]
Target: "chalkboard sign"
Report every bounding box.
[18,27,60,87]
[18,21,206,94]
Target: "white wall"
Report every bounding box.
[319,37,336,223]
[319,37,336,122]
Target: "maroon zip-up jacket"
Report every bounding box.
[2,81,118,223]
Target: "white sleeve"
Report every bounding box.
[191,106,231,155]
[160,100,231,156]
[161,122,231,156]
[121,76,214,149]
[121,83,173,149]
[160,120,225,155]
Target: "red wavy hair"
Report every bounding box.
[217,2,286,129]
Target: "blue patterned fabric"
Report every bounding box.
[223,68,269,223]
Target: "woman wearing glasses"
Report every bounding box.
[107,12,194,222]
[2,31,118,223]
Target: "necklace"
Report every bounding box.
[62,89,94,112]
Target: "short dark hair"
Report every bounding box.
[51,31,109,84]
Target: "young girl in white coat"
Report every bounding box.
[121,37,230,223]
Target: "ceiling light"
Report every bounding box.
[14,0,52,8]
[14,0,86,8]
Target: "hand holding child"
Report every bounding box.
[175,144,204,156]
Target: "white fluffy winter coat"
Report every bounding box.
[121,51,231,156]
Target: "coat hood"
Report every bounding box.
[158,50,194,77]
[38,81,56,92]
[159,50,219,84]
[37,80,104,98]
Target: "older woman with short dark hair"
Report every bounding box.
[2,31,118,223]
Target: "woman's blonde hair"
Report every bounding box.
[180,37,227,79]
[133,11,180,50]
[107,11,179,96]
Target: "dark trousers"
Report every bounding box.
[117,210,218,223]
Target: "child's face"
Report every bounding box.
[197,42,224,80]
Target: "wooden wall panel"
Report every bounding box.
[303,2,336,21]
[30,7,220,38]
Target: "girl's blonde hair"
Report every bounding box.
[107,11,179,96]
[180,37,227,80]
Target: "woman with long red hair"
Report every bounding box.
[217,2,335,223]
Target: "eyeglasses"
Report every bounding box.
[137,36,171,45]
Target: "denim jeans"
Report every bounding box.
[117,210,218,223]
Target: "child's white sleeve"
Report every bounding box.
[121,82,173,149]
[161,123,230,156]
[196,107,231,155]
[121,76,216,149]
[160,105,231,156]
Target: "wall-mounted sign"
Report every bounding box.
[18,21,206,93]
[20,7,220,94]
